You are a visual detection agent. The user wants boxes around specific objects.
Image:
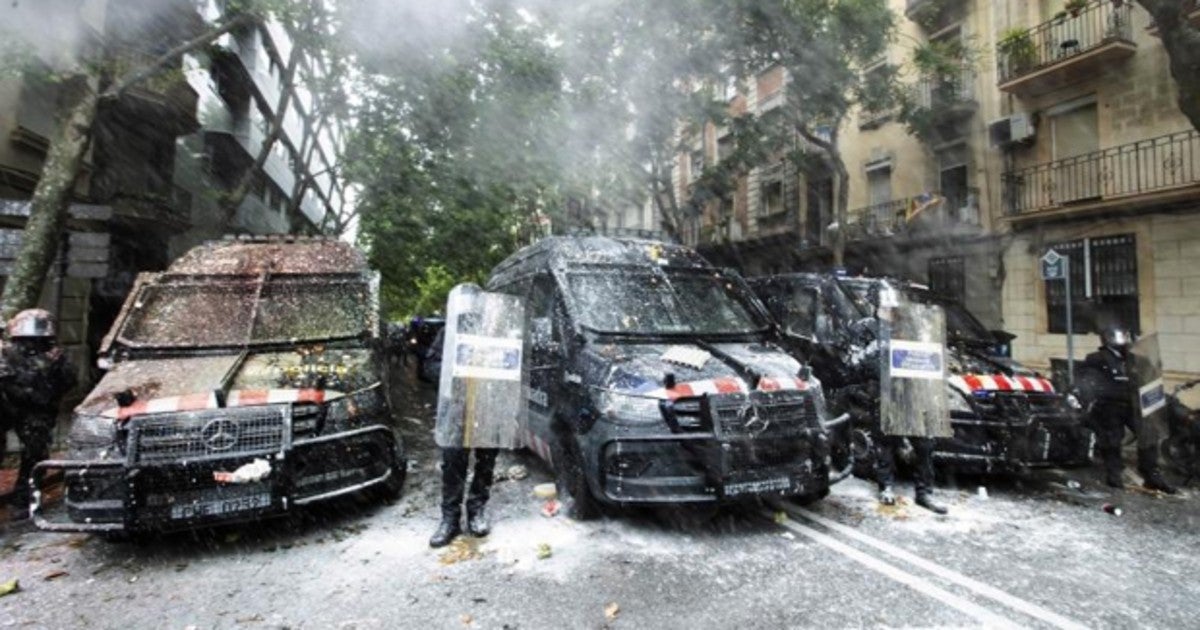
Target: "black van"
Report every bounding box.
[487,237,837,518]
[751,273,1094,475]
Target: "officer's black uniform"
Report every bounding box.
[876,436,945,513]
[3,335,75,508]
[1081,331,1176,493]
[431,447,498,547]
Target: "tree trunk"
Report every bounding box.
[649,153,684,241]
[0,77,99,322]
[1137,0,1200,133]
[831,150,850,268]
[220,43,303,226]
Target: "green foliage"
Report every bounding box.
[1064,0,1089,14]
[409,264,462,317]
[998,27,1036,70]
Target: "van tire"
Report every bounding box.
[552,432,601,520]
[378,430,407,501]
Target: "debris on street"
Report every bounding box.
[604,602,620,622]
[533,483,556,500]
[439,537,483,565]
[540,500,560,518]
[0,579,19,597]
[536,543,552,560]
[505,464,528,481]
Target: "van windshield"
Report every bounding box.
[566,267,765,336]
[116,277,373,348]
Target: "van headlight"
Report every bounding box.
[596,390,664,425]
[947,388,974,414]
[324,387,385,430]
[67,414,118,460]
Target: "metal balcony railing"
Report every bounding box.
[997,0,1133,84]
[1002,129,1200,215]
[915,67,976,111]
[849,199,910,237]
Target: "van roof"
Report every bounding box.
[489,236,711,286]
[167,239,368,276]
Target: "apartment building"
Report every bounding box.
[990,0,1200,381]
[666,0,1200,382]
[0,0,353,385]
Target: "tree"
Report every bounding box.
[0,7,256,320]
[345,0,568,316]
[1138,0,1200,133]
[718,0,898,267]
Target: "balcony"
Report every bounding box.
[847,191,982,242]
[1002,129,1200,222]
[906,0,966,30]
[109,46,200,135]
[997,0,1135,96]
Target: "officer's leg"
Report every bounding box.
[431,447,469,547]
[12,413,52,510]
[911,438,947,514]
[1094,408,1125,487]
[466,448,498,536]
[874,436,898,505]
[1133,413,1177,494]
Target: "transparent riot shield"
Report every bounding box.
[435,284,528,449]
[1131,333,1167,450]
[879,292,952,438]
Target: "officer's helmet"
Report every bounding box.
[7,308,55,339]
[1101,325,1132,352]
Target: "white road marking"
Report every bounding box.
[778,503,1091,630]
[764,508,1026,629]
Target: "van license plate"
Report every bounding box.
[170,492,271,520]
[724,476,793,496]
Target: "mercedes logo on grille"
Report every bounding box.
[741,407,771,435]
[202,418,240,451]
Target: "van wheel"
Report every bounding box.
[791,487,830,506]
[551,432,601,520]
[378,431,407,501]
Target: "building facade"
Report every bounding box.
[0,0,353,390]
[663,0,1200,383]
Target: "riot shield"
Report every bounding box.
[879,292,952,438]
[1130,333,1166,450]
[435,284,528,449]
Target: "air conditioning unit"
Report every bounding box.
[988,113,1035,147]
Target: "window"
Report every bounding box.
[867,166,891,206]
[781,287,819,339]
[760,165,785,216]
[928,256,966,303]
[1050,98,1100,203]
[717,136,734,163]
[688,150,704,182]
[1044,234,1139,334]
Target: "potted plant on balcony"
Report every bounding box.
[998,27,1036,75]
[1065,0,1088,17]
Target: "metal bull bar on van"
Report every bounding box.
[651,389,841,500]
[30,403,398,533]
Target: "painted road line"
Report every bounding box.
[779,503,1091,630]
[762,509,1027,629]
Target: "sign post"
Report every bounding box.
[1041,249,1073,385]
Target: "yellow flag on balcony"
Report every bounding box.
[906,192,945,222]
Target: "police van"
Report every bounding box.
[487,236,839,518]
[751,273,1094,474]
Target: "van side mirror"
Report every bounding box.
[531,317,555,350]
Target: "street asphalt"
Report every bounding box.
[1,363,1197,629]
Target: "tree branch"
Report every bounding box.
[101,13,257,101]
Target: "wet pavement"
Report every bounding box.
[1,364,1198,629]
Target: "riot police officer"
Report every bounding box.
[1081,326,1176,493]
[2,309,76,511]
[876,436,946,514]
[430,447,498,547]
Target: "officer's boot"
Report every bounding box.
[878,485,897,506]
[431,449,467,548]
[466,449,498,537]
[429,508,462,548]
[1138,448,1177,494]
[915,491,948,514]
